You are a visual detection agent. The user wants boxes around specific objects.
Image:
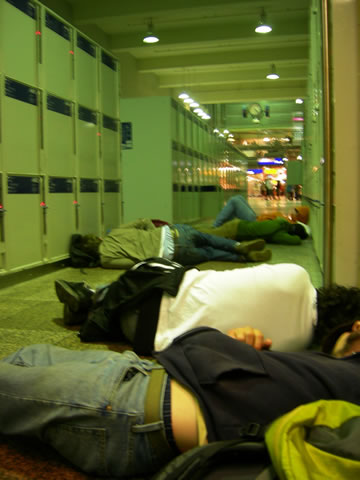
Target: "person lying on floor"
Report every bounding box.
[213,194,310,227]
[2,324,360,478]
[76,218,271,270]
[54,259,360,355]
[198,215,309,245]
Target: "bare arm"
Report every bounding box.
[227,326,272,351]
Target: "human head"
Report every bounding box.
[288,223,308,240]
[79,234,102,257]
[322,321,360,357]
[314,284,360,351]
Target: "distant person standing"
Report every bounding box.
[286,184,294,200]
[265,177,274,200]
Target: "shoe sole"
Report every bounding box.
[248,249,272,262]
[237,239,266,254]
[55,280,81,312]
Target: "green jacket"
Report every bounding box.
[99,218,163,269]
[234,217,302,245]
[197,217,302,245]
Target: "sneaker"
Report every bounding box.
[235,239,266,255]
[63,304,88,326]
[246,249,272,263]
[55,280,94,312]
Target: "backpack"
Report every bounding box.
[265,399,360,480]
[152,437,277,480]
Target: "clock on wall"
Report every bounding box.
[247,103,263,117]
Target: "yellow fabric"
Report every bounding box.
[265,400,360,480]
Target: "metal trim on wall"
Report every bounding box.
[321,0,333,286]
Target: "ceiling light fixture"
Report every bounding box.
[266,64,280,79]
[178,92,189,99]
[255,8,272,34]
[143,19,159,44]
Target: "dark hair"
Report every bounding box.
[313,284,360,350]
[288,223,308,239]
[80,234,102,256]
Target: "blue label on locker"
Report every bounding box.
[49,177,73,193]
[45,12,70,40]
[121,122,132,149]
[78,106,97,124]
[5,78,38,105]
[104,180,119,193]
[8,176,40,194]
[77,34,96,57]
[6,0,36,19]
[80,179,98,193]
[47,95,71,116]
[101,51,116,71]
[103,115,117,132]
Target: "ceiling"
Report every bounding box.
[45,0,311,158]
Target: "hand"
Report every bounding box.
[227,326,272,351]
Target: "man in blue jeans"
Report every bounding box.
[213,194,257,226]
[77,218,271,269]
[2,325,360,478]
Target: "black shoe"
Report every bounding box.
[63,304,88,326]
[55,280,94,312]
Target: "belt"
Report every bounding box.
[144,368,178,463]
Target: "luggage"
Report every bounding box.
[152,437,276,480]
[265,399,360,480]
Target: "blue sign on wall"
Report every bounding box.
[121,122,133,150]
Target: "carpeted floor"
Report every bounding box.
[0,206,322,479]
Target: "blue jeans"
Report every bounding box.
[213,195,257,226]
[173,224,240,264]
[0,344,169,477]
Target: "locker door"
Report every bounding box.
[43,11,73,99]
[102,115,120,178]
[78,178,101,235]
[102,180,121,235]
[0,0,38,85]
[77,106,99,178]
[5,175,43,271]
[0,175,5,272]
[46,177,76,261]
[76,33,98,110]
[100,51,118,117]
[45,94,75,176]
[3,78,40,174]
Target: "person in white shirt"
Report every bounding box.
[54,262,326,353]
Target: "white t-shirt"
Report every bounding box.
[155,263,317,352]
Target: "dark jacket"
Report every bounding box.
[154,327,360,442]
[79,258,192,354]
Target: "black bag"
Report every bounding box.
[151,439,277,480]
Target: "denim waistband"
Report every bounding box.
[144,368,179,464]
